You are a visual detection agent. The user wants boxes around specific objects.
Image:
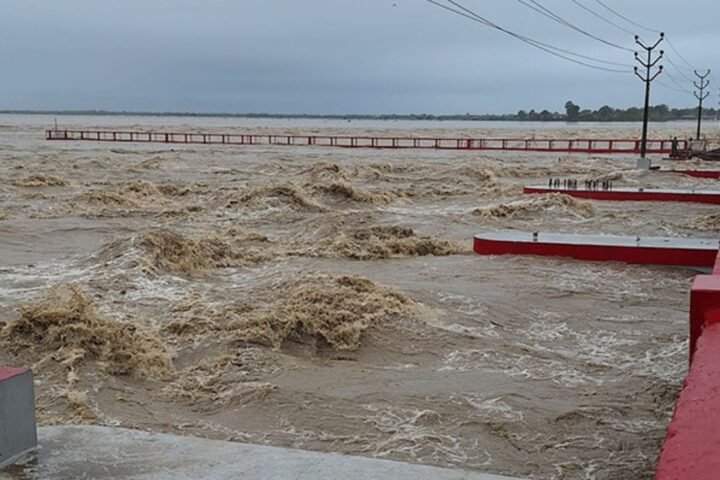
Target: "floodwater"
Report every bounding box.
[1,115,719,480]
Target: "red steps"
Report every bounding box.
[666,169,720,179]
[524,186,720,204]
[656,252,720,480]
[474,232,719,268]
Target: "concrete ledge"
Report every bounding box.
[666,169,720,179]
[656,323,720,479]
[656,250,720,478]
[3,426,524,480]
[524,186,720,204]
[0,367,37,469]
[689,276,720,362]
[474,232,718,268]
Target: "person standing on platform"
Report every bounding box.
[671,137,679,158]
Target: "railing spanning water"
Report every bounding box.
[45,129,681,154]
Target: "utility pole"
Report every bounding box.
[693,70,710,140]
[634,33,664,167]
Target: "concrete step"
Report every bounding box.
[2,426,524,480]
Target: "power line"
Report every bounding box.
[588,1,701,78]
[515,0,633,52]
[445,0,632,69]
[438,0,632,68]
[665,57,695,83]
[569,0,634,36]
[664,71,693,93]
[666,37,695,70]
[573,0,711,97]
[595,0,660,34]
[657,79,692,95]
[424,0,631,72]
[443,0,632,69]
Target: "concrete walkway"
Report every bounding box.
[2,426,524,480]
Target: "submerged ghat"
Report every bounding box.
[1,115,718,479]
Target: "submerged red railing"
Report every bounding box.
[45,129,682,154]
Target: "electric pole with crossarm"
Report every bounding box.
[634,33,664,168]
[694,70,711,140]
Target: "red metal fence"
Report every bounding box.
[45,129,681,155]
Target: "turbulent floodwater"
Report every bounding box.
[1,116,719,480]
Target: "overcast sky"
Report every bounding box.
[1,0,717,114]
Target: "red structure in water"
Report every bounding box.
[45,129,681,155]
[655,251,720,480]
[524,185,720,204]
[473,232,718,268]
[666,169,720,179]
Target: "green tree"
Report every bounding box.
[596,105,615,121]
[564,101,581,122]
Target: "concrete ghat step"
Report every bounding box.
[2,426,524,480]
[474,231,720,268]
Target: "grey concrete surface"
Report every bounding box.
[1,426,524,480]
[0,369,37,470]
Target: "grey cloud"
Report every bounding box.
[0,0,717,114]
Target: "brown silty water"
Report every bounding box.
[1,115,719,479]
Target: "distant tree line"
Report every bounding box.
[559,101,718,123]
[2,104,717,122]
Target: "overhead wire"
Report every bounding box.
[656,80,692,95]
[569,0,634,36]
[586,0,704,83]
[424,0,631,72]
[664,71,693,93]
[575,0,711,102]
[666,37,695,70]
[665,57,695,83]
[424,0,710,98]
[594,0,660,34]
[515,0,633,52]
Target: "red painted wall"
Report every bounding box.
[0,367,26,382]
[524,187,720,205]
[473,237,717,268]
[656,252,720,479]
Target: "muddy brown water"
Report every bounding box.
[1,116,719,479]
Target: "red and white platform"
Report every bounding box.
[524,186,720,204]
[474,232,719,267]
[666,169,720,179]
[656,251,720,479]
